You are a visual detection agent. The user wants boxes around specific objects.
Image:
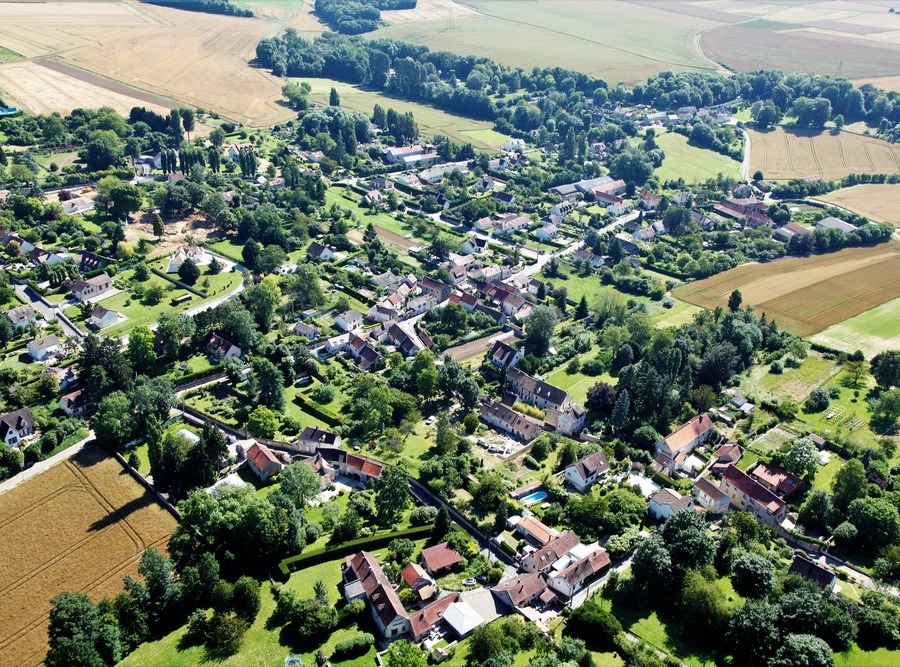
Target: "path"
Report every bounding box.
[741,127,752,181]
[0,430,94,496]
[13,284,81,339]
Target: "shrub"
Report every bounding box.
[805,388,830,413]
[832,521,858,549]
[409,505,438,526]
[232,576,261,623]
[566,601,623,651]
[524,455,540,469]
[770,361,783,374]
[332,632,374,659]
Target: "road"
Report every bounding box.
[14,284,82,339]
[0,430,94,496]
[446,329,516,364]
[740,127,751,181]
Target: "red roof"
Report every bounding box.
[345,453,384,479]
[247,442,279,470]
[421,542,462,572]
[401,562,430,588]
[661,414,714,454]
[751,463,801,495]
[409,592,460,639]
[722,464,785,514]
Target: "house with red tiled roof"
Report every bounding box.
[521,530,580,573]
[515,515,558,547]
[721,464,786,526]
[491,572,547,609]
[408,593,461,641]
[711,444,743,475]
[421,542,462,575]
[401,562,435,601]
[547,548,611,599]
[244,442,283,481]
[341,454,384,484]
[656,414,715,458]
[343,551,410,639]
[751,463,802,496]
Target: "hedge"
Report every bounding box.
[650,471,677,488]
[338,284,374,306]
[277,524,431,576]
[149,267,207,298]
[292,394,342,427]
[499,539,517,557]
[332,633,374,659]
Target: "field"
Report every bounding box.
[0,446,176,667]
[811,296,900,358]
[0,59,173,117]
[816,184,900,225]
[654,131,741,183]
[852,74,900,94]
[740,352,839,405]
[301,77,510,150]
[371,0,726,84]
[747,127,900,181]
[673,243,900,337]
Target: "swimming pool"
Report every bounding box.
[521,490,548,506]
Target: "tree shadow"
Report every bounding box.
[87,494,156,532]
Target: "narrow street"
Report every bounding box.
[13,284,82,339]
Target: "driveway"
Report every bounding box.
[14,284,82,339]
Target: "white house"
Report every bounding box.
[167,245,208,273]
[89,305,119,329]
[461,236,489,255]
[656,414,715,458]
[692,477,730,514]
[534,224,559,240]
[6,304,35,330]
[71,273,112,302]
[649,487,692,521]
[0,408,35,447]
[27,335,61,362]
[565,450,611,493]
[59,389,90,416]
[207,334,242,362]
[334,309,363,332]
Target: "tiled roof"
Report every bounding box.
[526,530,579,572]
[492,572,547,607]
[661,414,714,453]
[408,592,460,639]
[516,516,557,546]
[751,463,801,495]
[345,453,384,479]
[788,555,836,588]
[651,487,692,513]
[722,464,785,514]
[569,450,610,482]
[422,542,462,572]
[247,442,279,471]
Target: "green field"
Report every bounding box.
[740,353,838,405]
[299,78,510,151]
[650,299,702,329]
[811,296,900,358]
[0,46,24,65]
[538,263,650,307]
[653,132,741,183]
[544,362,615,406]
[371,0,721,85]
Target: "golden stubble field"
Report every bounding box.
[673,243,900,337]
[0,0,323,126]
[817,183,900,225]
[0,446,176,667]
[748,127,900,181]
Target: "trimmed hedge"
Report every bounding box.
[150,267,207,298]
[650,470,677,488]
[332,633,374,659]
[277,525,431,576]
[292,394,342,426]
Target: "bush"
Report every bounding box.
[232,576,261,623]
[805,388,830,413]
[332,633,374,659]
[770,361,783,374]
[409,505,438,526]
[566,601,623,651]
[524,455,540,469]
[833,521,858,549]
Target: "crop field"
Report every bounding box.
[0,59,173,117]
[852,74,900,94]
[654,131,741,183]
[371,0,726,84]
[747,127,900,181]
[301,77,510,150]
[816,184,900,225]
[811,296,900,358]
[0,446,176,667]
[673,243,900,337]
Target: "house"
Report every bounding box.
[473,216,494,232]
[244,442,283,482]
[503,138,526,152]
[565,450,611,493]
[292,426,341,454]
[420,276,451,302]
[341,453,383,484]
[334,309,363,332]
[788,555,837,591]
[75,250,107,273]
[371,176,393,190]
[590,178,627,196]
[491,572,547,609]
[751,463,801,496]
[640,189,662,210]
[613,234,640,254]
[478,401,541,442]
[343,551,410,639]
[521,530,580,573]
[292,321,319,341]
[408,593,461,642]
[400,563,435,601]
[0,408,35,447]
[547,548,611,599]
[89,305,119,329]
[816,216,856,234]
[442,600,485,639]
[711,444,743,475]
[60,196,95,215]
[6,304,35,330]
[492,213,530,236]
[71,273,112,302]
[730,392,754,414]
[207,334,242,362]
[534,224,558,240]
[574,249,606,268]
[508,368,573,412]
[515,515,559,547]
[27,335,61,362]
[732,183,753,198]
[1,233,34,255]
[227,142,254,160]
[773,221,813,243]
[59,389,90,416]
[491,191,516,206]
[474,175,495,192]
[324,333,350,355]
[166,245,207,273]
[421,542,462,575]
[656,414,715,458]
[649,487,693,520]
[42,366,77,390]
[720,464,786,526]
[306,241,334,262]
[487,340,521,372]
[385,145,425,164]
[544,404,586,437]
[461,235,489,256]
[594,191,633,216]
[406,293,437,317]
[672,190,692,206]
[692,477,730,514]
[363,189,384,207]
[550,201,576,217]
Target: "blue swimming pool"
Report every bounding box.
[521,490,548,505]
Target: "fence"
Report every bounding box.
[109,448,182,521]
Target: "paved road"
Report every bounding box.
[13,284,82,338]
[0,430,94,496]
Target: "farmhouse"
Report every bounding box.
[520,530,580,573]
[408,594,462,642]
[343,551,410,639]
[547,548,611,599]
[543,404,586,437]
[341,453,383,484]
[0,408,35,447]
[400,563,435,601]
[292,426,341,454]
[750,463,801,496]
[384,144,425,164]
[565,450,611,493]
[27,335,61,362]
[244,441,283,482]
[6,304,35,330]
[773,222,813,243]
[515,515,559,547]
[491,572,548,609]
[71,273,112,302]
[720,464,786,526]
[656,414,715,458]
[692,477,730,514]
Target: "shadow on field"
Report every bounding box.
[88,495,156,532]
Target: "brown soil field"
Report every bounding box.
[0,447,176,667]
[851,74,900,94]
[0,59,173,116]
[816,184,900,225]
[672,243,900,337]
[747,127,900,181]
[126,211,222,258]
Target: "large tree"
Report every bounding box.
[870,350,900,389]
[523,305,558,356]
[46,592,122,667]
[375,465,410,525]
[279,461,322,508]
[249,357,285,411]
[727,599,781,666]
[831,458,868,513]
[731,552,776,598]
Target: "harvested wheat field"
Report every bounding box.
[748,127,900,181]
[0,446,176,667]
[816,184,900,225]
[673,243,900,337]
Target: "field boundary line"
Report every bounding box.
[65,459,146,550]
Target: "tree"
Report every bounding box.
[611,389,629,432]
[435,412,458,455]
[232,576,261,623]
[249,357,285,410]
[152,214,165,238]
[585,381,616,416]
[206,611,248,658]
[432,505,451,543]
[375,465,410,525]
[662,509,715,571]
[727,599,781,666]
[242,239,261,268]
[126,326,157,373]
[872,388,900,430]
[845,359,866,388]
[870,350,900,389]
[247,405,278,439]
[799,489,832,531]
[94,391,135,448]
[181,108,195,142]
[732,552,776,598]
[83,130,123,171]
[385,640,428,667]
[847,497,900,550]
[467,622,506,666]
[574,295,589,320]
[832,458,868,512]
[523,305,557,356]
[631,534,672,591]
[280,462,322,507]
[46,591,122,667]
[178,257,201,285]
[97,176,142,220]
[782,437,819,479]
[680,570,731,636]
[329,87,340,106]
[771,634,832,667]
[566,601,623,651]
[244,275,281,332]
[256,244,287,274]
[728,289,743,312]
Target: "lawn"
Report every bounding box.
[835,644,900,667]
[299,77,511,151]
[538,263,649,307]
[206,238,244,262]
[544,361,615,406]
[812,454,844,492]
[740,352,839,405]
[812,295,900,358]
[654,132,742,183]
[650,299,702,329]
